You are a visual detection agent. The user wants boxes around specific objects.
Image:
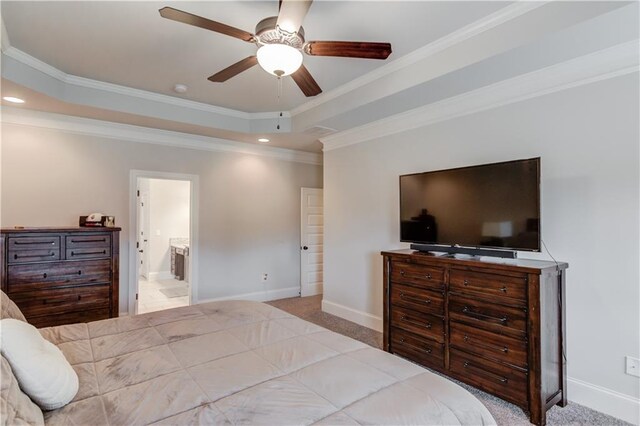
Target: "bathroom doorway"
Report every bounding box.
[129,171,199,315]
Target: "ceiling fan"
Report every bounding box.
[159,0,392,97]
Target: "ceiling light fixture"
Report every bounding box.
[3,96,25,104]
[256,44,303,77]
[258,138,270,143]
[173,84,188,93]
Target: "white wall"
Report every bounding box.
[1,124,322,311]
[323,73,639,422]
[143,178,190,279]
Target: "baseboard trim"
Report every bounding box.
[301,283,323,297]
[321,299,383,332]
[198,286,300,304]
[148,271,173,281]
[568,377,640,425]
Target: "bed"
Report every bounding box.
[2,294,496,425]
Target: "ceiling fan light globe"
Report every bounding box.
[257,44,303,77]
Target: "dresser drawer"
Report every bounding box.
[390,283,444,316]
[450,349,528,406]
[450,321,527,369]
[12,284,111,318]
[66,246,111,260]
[450,268,527,303]
[7,235,61,264]
[28,307,111,328]
[390,306,445,343]
[6,259,111,293]
[390,327,444,369]
[390,261,444,291]
[8,235,60,251]
[66,234,111,248]
[449,294,527,338]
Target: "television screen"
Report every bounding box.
[399,158,540,251]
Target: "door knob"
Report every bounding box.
[302,246,308,250]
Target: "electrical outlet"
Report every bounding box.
[626,356,640,377]
[262,273,268,281]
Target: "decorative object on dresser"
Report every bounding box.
[0,227,120,328]
[382,249,568,426]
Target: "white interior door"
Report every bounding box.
[300,188,323,297]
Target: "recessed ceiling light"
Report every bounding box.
[173,84,188,93]
[258,138,270,143]
[3,96,25,104]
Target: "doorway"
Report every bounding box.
[300,188,323,297]
[129,171,199,315]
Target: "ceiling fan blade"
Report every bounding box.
[276,0,313,34]
[291,65,322,97]
[159,7,254,43]
[208,56,258,82]
[305,41,392,59]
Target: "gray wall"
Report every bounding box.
[1,125,322,312]
[323,73,639,410]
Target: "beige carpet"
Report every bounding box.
[267,295,630,426]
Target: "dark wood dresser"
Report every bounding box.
[382,249,568,426]
[1,227,120,328]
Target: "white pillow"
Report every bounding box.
[0,318,78,410]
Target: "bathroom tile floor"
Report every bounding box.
[137,277,189,314]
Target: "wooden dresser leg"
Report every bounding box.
[557,271,568,408]
[558,392,568,407]
[529,405,546,426]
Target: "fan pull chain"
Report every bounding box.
[276,76,283,130]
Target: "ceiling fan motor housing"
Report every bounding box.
[255,16,305,48]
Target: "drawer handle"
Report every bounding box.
[400,270,405,276]
[78,295,82,301]
[78,270,82,275]
[463,335,509,353]
[462,306,507,324]
[14,252,55,260]
[71,238,107,243]
[463,279,469,286]
[425,273,432,280]
[500,286,507,293]
[463,361,508,383]
[399,292,432,305]
[43,273,47,279]
[70,250,106,256]
[401,315,431,329]
[399,338,432,354]
[13,240,56,245]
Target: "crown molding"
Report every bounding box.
[290,2,546,117]
[0,16,10,52]
[1,46,290,120]
[320,40,640,152]
[1,107,321,165]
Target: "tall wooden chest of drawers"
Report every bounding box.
[1,227,120,328]
[382,249,568,426]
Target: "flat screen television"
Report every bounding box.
[399,158,540,252]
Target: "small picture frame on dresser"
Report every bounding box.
[104,216,116,227]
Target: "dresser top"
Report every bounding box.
[1,226,121,234]
[382,248,567,273]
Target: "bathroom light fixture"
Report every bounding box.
[256,44,303,77]
[258,138,270,143]
[3,96,25,104]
